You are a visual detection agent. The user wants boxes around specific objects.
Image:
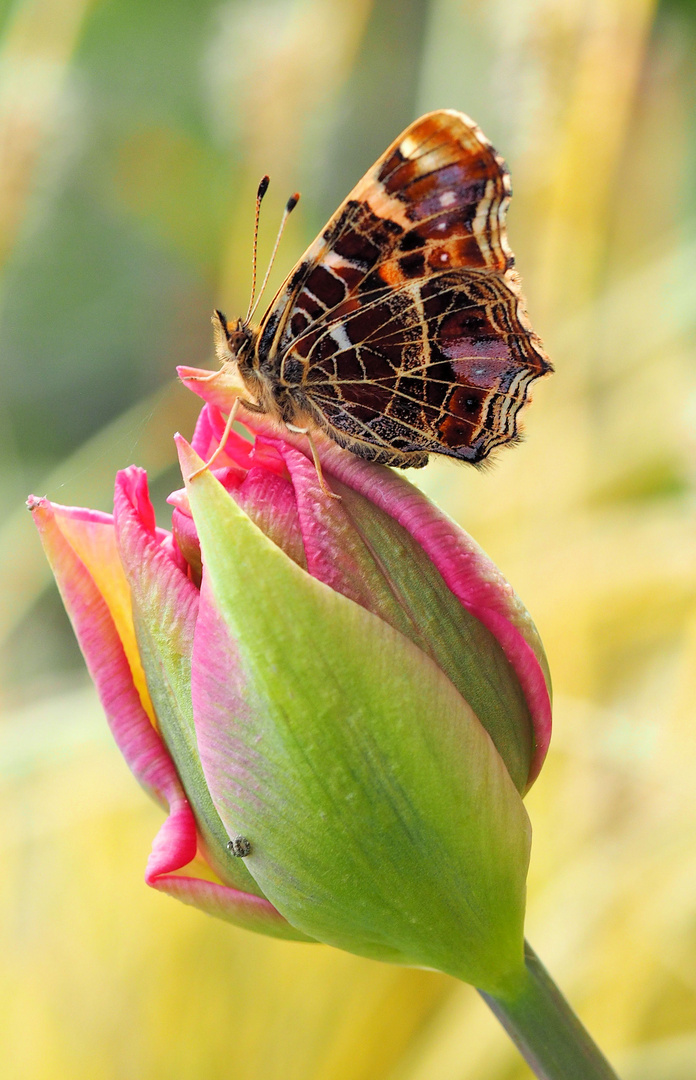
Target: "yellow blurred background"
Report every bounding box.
[1,0,695,1076]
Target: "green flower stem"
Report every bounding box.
[479,941,620,1080]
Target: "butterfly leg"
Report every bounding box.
[285,423,341,501]
[187,396,243,480]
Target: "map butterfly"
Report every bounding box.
[212,110,552,470]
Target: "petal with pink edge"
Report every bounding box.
[313,453,552,788]
[113,468,265,897]
[264,438,539,793]
[29,495,182,809]
[144,793,313,941]
[149,873,315,940]
[178,438,531,996]
[41,499,155,724]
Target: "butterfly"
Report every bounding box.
[212,109,552,471]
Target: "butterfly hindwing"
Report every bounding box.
[253,109,551,467]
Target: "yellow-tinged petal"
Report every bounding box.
[53,505,156,725]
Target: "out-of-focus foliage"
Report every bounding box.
[1,0,695,1077]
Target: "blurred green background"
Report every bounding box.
[1,0,695,1076]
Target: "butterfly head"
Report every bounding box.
[212,309,254,365]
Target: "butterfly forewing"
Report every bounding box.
[253,109,551,467]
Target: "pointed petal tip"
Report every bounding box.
[176,364,209,380]
[177,365,220,391]
[177,368,212,407]
[175,435,205,482]
[145,798,198,883]
[178,365,247,410]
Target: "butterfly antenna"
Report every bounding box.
[247,191,300,324]
[243,175,270,325]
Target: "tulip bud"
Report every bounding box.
[30,376,552,997]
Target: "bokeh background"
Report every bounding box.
[1,0,695,1076]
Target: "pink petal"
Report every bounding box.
[266,439,386,607]
[145,799,198,879]
[114,466,200,625]
[148,873,311,938]
[171,506,203,587]
[29,496,185,808]
[190,403,254,472]
[232,464,306,568]
[190,403,288,478]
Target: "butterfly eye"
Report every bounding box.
[227,835,252,858]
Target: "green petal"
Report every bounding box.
[332,480,535,792]
[182,441,531,995]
